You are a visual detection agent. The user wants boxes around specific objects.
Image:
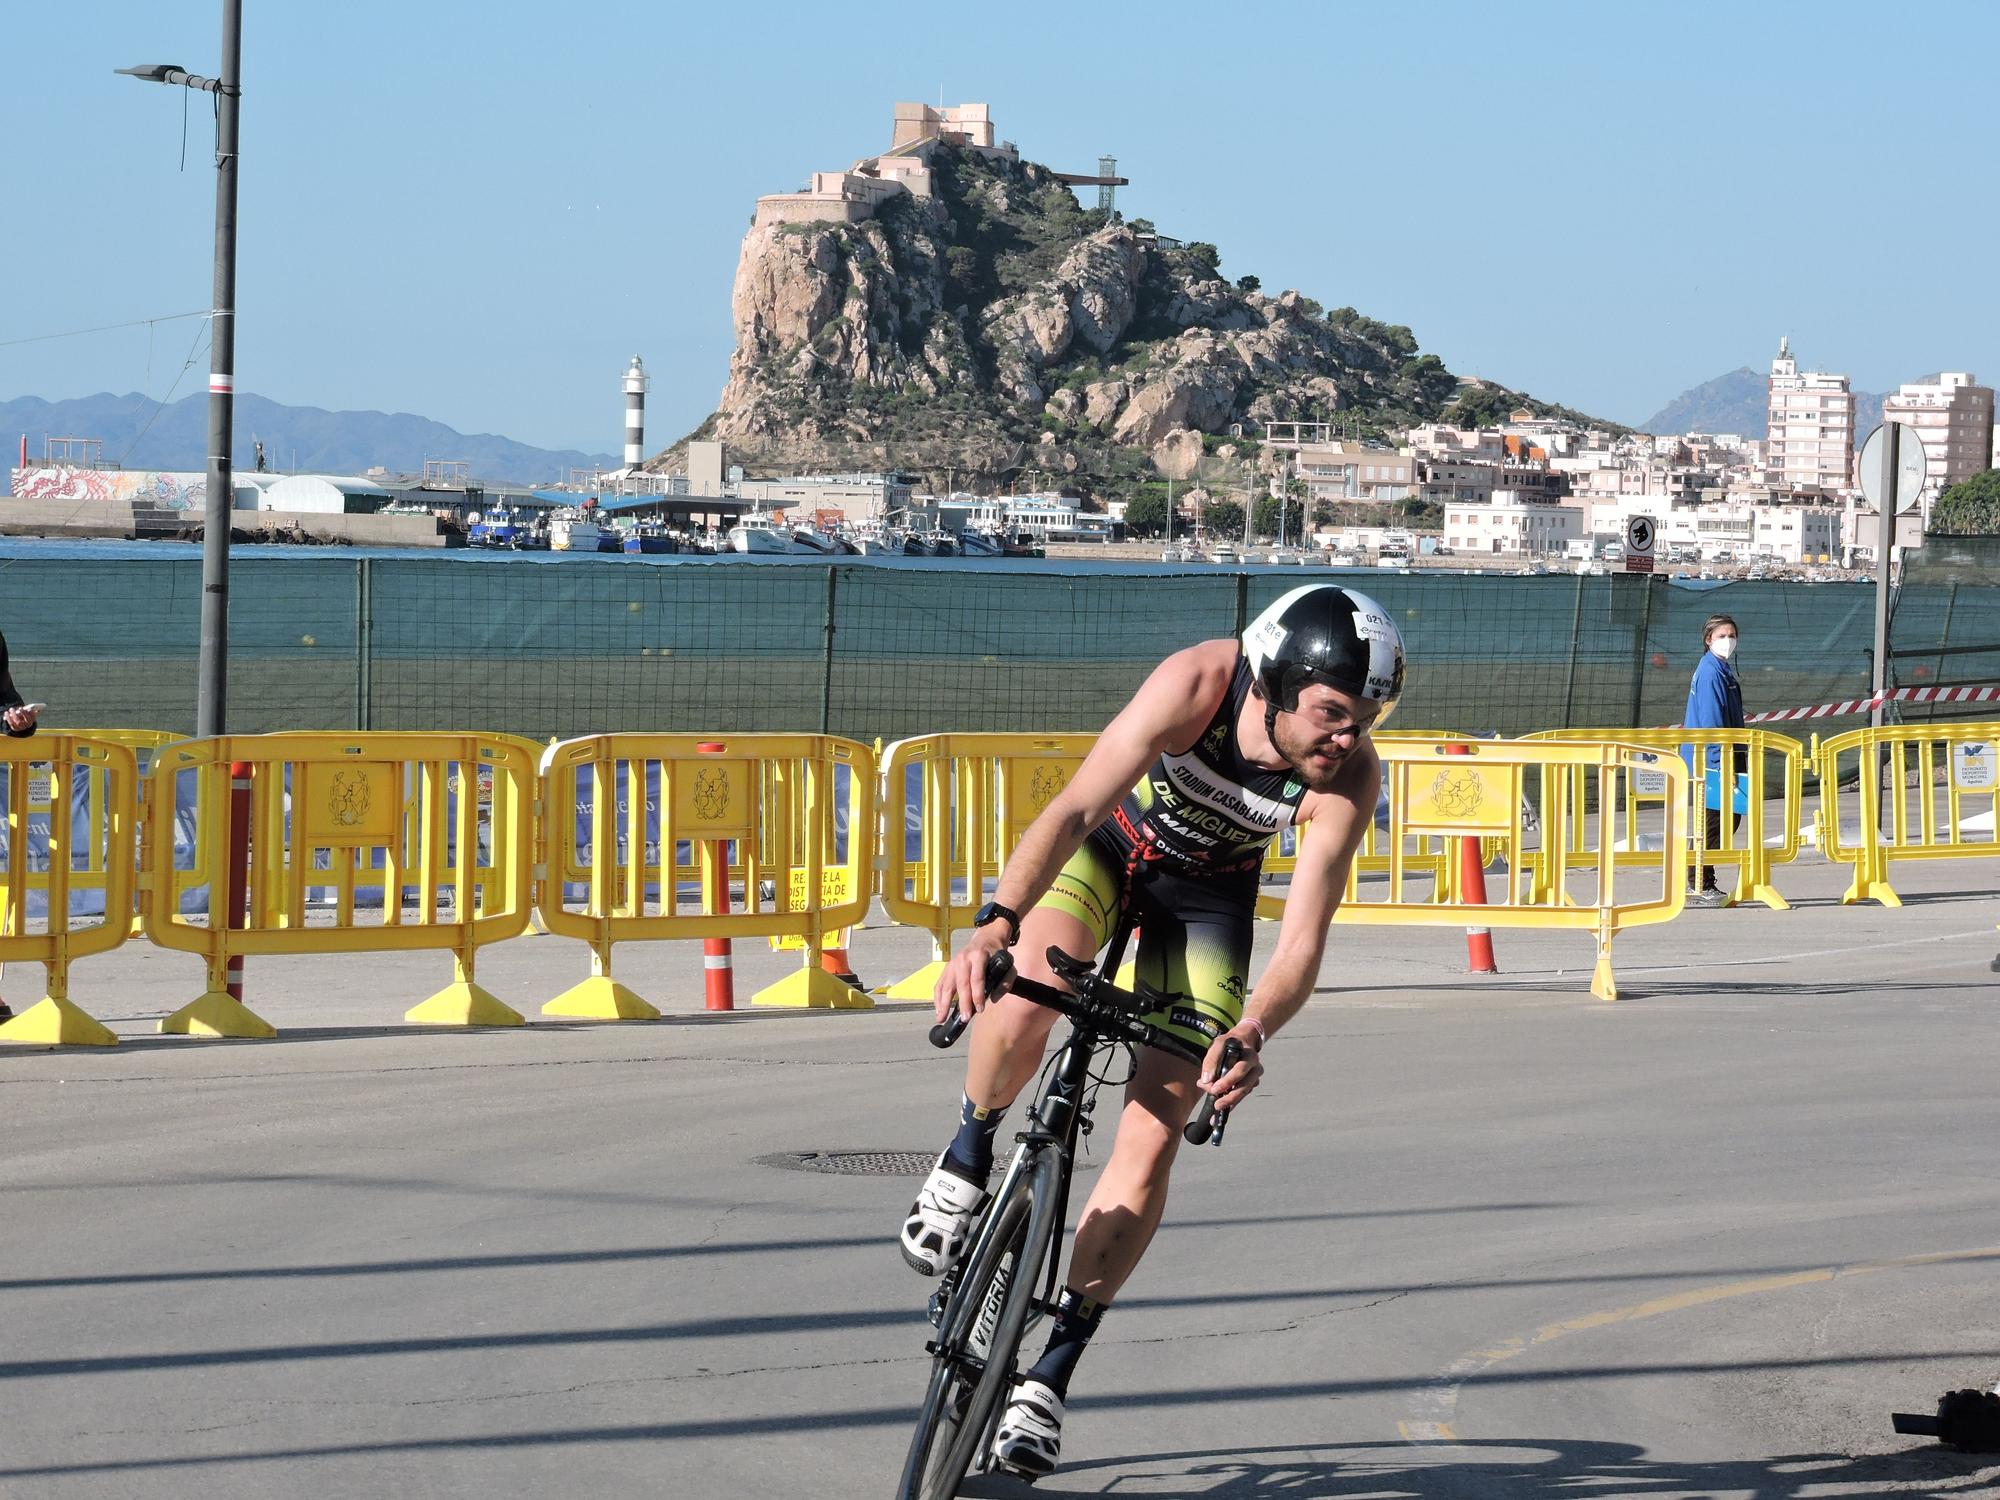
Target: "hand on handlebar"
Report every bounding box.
[1196,1023,1265,1114]
[933,922,1015,1025]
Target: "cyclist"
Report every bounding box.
[899,583,1405,1479]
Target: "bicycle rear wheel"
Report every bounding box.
[897,1150,1061,1500]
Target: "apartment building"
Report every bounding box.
[1881,372,1994,512]
[1442,492,1581,556]
[1296,442,1418,503]
[1765,337,1855,493]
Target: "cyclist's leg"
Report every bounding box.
[903,833,1126,1277]
[1033,878,1252,1337]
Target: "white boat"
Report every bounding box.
[789,527,842,555]
[729,513,792,554]
[547,511,603,552]
[1210,543,1241,565]
[844,522,899,556]
[958,528,1005,557]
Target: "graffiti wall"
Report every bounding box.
[8,466,208,509]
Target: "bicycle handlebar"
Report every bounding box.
[928,949,1239,1146]
[1182,1037,1241,1147]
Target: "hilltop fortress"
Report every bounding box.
[752,103,1120,229]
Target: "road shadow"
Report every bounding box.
[975,1435,1997,1498]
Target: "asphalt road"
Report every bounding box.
[3,852,1998,1499]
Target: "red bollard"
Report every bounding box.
[703,837,735,1011]
[1445,744,1499,974]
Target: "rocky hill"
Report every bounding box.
[672,142,1608,496]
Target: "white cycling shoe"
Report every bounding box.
[899,1154,988,1276]
[991,1378,1065,1477]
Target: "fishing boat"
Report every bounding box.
[621,521,676,554]
[547,510,604,552]
[729,512,792,554]
[466,505,533,548]
[957,528,1005,557]
[788,527,843,556]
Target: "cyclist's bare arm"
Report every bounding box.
[935,639,1239,1019]
[1199,744,1381,1109]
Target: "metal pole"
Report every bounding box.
[819,565,838,735]
[1628,575,1655,729]
[1560,571,1585,728]
[355,557,373,731]
[1869,423,1898,733]
[198,0,243,738]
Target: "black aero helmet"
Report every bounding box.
[1242,584,1407,732]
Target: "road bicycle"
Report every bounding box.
[896,918,1241,1498]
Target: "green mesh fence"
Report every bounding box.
[9,549,1996,740]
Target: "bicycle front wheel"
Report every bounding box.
[897,1149,1061,1500]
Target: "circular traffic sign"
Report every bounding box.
[1859,422,1928,514]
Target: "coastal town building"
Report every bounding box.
[1442,492,1581,556]
[1764,337,1855,494]
[1880,372,1994,514]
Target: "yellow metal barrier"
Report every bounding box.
[71,729,184,937]
[1813,720,2000,911]
[0,735,141,1046]
[537,734,874,1013]
[142,733,536,1034]
[1256,737,1687,1000]
[1520,728,1804,910]
[876,734,1097,998]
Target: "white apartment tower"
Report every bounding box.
[1765,337,1854,493]
[1882,372,1994,516]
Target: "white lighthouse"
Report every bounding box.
[622,355,648,472]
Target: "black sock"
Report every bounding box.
[941,1094,1005,1183]
[1025,1287,1105,1398]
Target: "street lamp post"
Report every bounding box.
[118,0,242,737]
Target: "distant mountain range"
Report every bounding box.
[1638,366,1886,441]
[2,391,618,490]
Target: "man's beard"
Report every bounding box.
[1270,713,1348,794]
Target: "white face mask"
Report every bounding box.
[1711,637,1737,662]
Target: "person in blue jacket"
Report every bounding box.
[0,631,36,1024]
[1683,613,1743,907]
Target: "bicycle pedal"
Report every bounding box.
[991,1459,1043,1484]
[926,1286,949,1329]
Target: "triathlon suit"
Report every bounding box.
[1043,652,1310,1062]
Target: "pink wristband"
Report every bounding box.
[1239,1016,1267,1051]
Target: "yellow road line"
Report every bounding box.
[1401,1242,2000,1445]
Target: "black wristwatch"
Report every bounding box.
[972,901,1022,947]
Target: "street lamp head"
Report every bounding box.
[115,63,188,83]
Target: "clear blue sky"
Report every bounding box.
[6,0,1996,453]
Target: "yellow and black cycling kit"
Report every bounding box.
[1043,654,1309,1061]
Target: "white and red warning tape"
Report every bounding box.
[1744,684,2000,724]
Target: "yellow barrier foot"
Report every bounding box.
[1590,957,1619,1003]
[1743,883,1791,912]
[0,996,119,1047]
[1841,879,1903,908]
[159,991,278,1039]
[876,959,947,1000]
[542,976,662,1021]
[406,982,526,1027]
[753,967,875,1010]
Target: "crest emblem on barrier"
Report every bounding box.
[1428,766,1486,821]
[327,769,373,828]
[1027,763,1069,812]
[691,766,731,821]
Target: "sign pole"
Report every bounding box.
[1869,423,1898,734]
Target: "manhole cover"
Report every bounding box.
[755,1150,936,1177]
